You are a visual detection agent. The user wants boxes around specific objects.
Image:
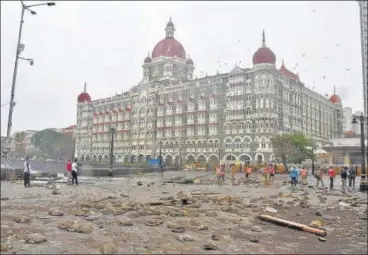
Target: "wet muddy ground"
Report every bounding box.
[1,172,367,254]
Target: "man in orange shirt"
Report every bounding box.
[328,166,335,190]
[300,167,308,186]
[246,166,252,179]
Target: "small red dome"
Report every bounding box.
[152,38,186,59]
[253,47,276,65]
[78,92,91,103]
[329,94,341,104]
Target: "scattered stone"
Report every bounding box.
[177,234,194,242]
[58,220,76,230]
[74,210,86,216]
[205,211,217,217]
[310,220,323,228]
[121,193,129,197]
[1,197,10,201]
[48,208,64,216]
[315,211,323,216]
[250,237,260,243]
[52,190,60,195]
[251,225,263,232]
[318,237,327,242]
[137,181,143,186]
[198,225,208,231]
[75,223,93,234]
[14,217,30,223]
[100,242,118,254]
[85,212,99,221]
[203,243,217,250]
[25,233,47,244]
[0,243,12,251]
[264,207,277,213]
[119,219,133,226]
[145,218,164,227]
[211,234,221,241]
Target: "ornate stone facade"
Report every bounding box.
[75,19,344,165]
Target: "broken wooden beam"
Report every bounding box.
[257,214,327,237]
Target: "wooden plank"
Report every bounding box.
[258,214,327,236]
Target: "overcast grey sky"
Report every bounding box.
[0,1,364,135]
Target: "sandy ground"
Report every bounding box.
[1,171,367,254]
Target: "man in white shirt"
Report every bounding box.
[71,158,78,186]
[23,156,31,187]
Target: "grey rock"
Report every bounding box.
[26,233,47,244]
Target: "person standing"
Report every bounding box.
[349,166,356,187]
[289,166,299,188]
[261,166,269,186]
[246,166,252,179]
[23,156,31,187]
[300,167,308,186]
[66,160,72,185]
[314,167,324,187]
[71,158,79,186]
[269,164,275,185]
[327,166,335,190]
[340,166,348,193]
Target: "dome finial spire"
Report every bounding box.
[84,82,87,93]
[165,17,175,38]
[262,30,266,47]
[333,85,336,95]
[281,59,285,67]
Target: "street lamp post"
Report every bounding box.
[352,113,367,192]
[159,141,163,178]
[109,127,116,177]
[6,1,55,146]
[179,141,184,171]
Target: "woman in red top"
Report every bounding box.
[66,160,72,185]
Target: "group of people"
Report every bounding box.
[312,165,357,191]
[66,158,79,185]
[22,157,80,188]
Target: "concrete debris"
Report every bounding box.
[48,208,64,216]
[251,225,263,232]
[25,233,47,244]
[264,207,278,213]
[14,217,31,223]
[177,234,194,242]
[100,242,118,254]
[203,243,217,250]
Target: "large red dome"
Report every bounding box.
[151,18,186,60]
[252,31,276,65]
[152,38,186,59]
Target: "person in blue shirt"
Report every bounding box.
[290,167,299,188]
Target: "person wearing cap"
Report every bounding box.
[23,156,31,187]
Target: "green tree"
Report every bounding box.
[31,129,74,160]
[271,132,316,169]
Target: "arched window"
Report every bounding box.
[209,140,213,148]
[225,138,233,149]
[234,138,242,149]
[214,140,219,148]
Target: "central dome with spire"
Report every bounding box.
[252,30,276,65]
[151,18,186,60]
